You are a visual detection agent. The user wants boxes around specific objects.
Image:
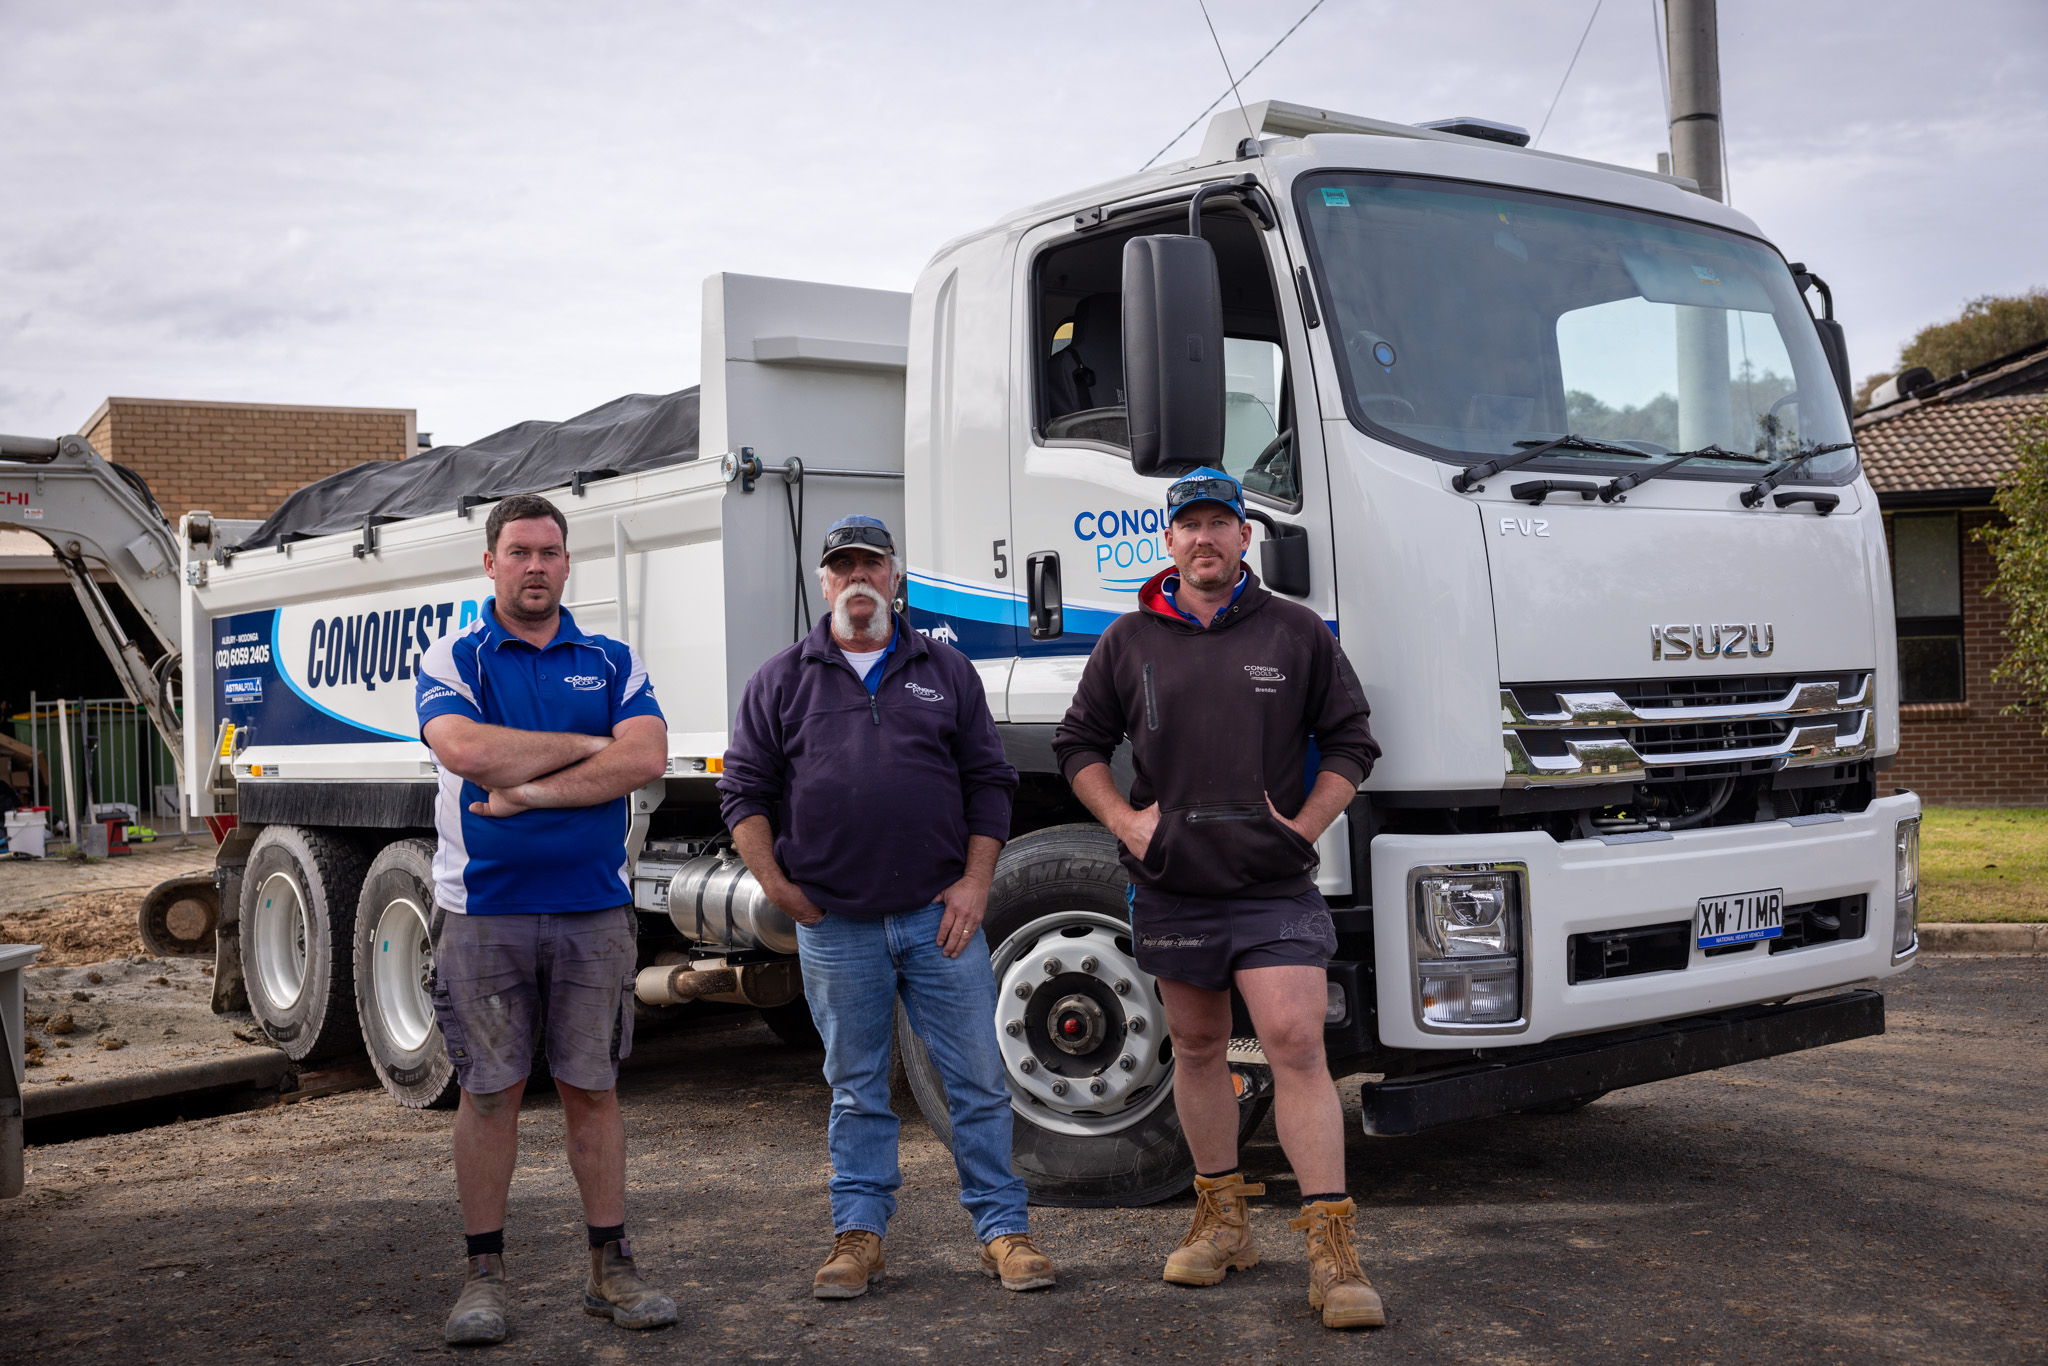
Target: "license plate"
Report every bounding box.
[1696,887,1784,948]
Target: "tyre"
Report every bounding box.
[137,875,218,957]
[759,998,823,1051]
[241,825,369,1062]
[896,824,1262,1208]
[354,838,457,1108]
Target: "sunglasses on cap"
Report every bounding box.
[1165,473,1244,517]
[819,520,896,562]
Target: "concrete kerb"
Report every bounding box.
[1918,922,2048,955]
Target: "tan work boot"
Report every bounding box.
[1290,1198,1386,1329]
[813,1230,885,1299]
[582,1238,678,1330]
[980,1233,1056,1291]
[443,1253,510,1345]
[1162,1173,1267,1286]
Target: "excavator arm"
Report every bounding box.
[0,433,185,783]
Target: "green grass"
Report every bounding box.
[1920,807,2048,923]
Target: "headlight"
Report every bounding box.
[1413,866,1526,1028]
[1893,817,1920,957]
[1416,873,1517,956]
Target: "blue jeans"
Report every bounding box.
[796,902,1029,1243]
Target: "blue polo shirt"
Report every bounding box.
[415,600,664,914]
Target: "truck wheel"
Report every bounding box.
[240,825,367,1063]
[354,839,457,1109]
[137,875,218,956]
[759,999,823,1051]
[896,824,1260,1208]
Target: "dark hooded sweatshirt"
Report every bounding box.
[719,612,1017,918]
[1053,568,1379,899]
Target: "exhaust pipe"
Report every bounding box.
[634,958,800,1008]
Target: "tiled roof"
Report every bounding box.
[1854,392,2048,496]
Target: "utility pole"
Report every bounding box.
[1664,0,1730,448]
[1664,0,1724,203]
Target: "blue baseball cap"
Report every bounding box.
[819,514,896,565]
[1165,466,1245,521]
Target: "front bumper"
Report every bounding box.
[1357,989,1885,1135]
[1369,791,1920,1049]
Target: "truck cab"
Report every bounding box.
[897,101,1916,1198]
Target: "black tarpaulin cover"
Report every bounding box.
[232,388,699,551]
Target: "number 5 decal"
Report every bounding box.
[992,538,1010,580]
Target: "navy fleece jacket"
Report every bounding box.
[718,613,1017,917]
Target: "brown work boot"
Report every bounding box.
[1162,1172,1267,1286]
[443,1253,510,1345]
[1290,1197,1386,1329]
[979,1233,1056,1291]
[813,1230,885,1299]
[582,1238,678,1330]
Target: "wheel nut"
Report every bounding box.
[1042,957,1064,976]
[1112,978,1132,995]
[1050,1080,1068,1096]
[1127,1017,1146,1034]
[1018,1057,1036,1074]
[1118,1054,1135,1071]
[1088,1079,1106,1096]
[1079,956,1098,973]
[1004,1020,1023,1037]
[1014,984,1030,999]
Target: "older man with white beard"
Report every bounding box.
[719,515,1053,1301]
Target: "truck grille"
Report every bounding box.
[1502,672,1874,788]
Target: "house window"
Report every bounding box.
[1892,513,1964,703]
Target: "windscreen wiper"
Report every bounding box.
[1451,434,1647,492]
[1739,441,1855,508]
[1596,444,1772,503]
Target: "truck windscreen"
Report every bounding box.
[1295,172,1858,484]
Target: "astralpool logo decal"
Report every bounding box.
[223,677,263,705]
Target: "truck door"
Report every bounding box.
[1004,194,1335,723]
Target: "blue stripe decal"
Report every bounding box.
[908,571,1126,634]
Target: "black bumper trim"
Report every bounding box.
[1358,989,1885,1136]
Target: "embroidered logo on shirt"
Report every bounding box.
[563,674,606,691]
[1244,665,1286,682]
[904,682,945,702]
[419,684,456,704]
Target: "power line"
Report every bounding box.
[1533,0,1606,147]
[1140,0,1331,171]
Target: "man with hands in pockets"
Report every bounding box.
[719,514,1055,1301]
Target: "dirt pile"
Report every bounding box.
[0,889,147,966]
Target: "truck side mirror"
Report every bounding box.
[1244,510,1311,597]
[1813,318,1853,424]
[1123,235,1225,477]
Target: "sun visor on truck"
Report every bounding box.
[1619,247,1774,314]
[232,388,699,551]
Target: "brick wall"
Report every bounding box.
[78,398,415,522]
[1885,507,2048,806]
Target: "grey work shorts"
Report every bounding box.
[429,904,636,1096]
[1127,886,1337,992]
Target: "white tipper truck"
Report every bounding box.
[3,102,1919,1206]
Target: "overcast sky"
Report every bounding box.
[3,0,2043,446]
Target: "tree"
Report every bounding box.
[1980,416,2048,733]
[1858,288,2048,411]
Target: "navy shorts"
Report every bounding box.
[1128,886,1337,992]
[429,904,636,1096]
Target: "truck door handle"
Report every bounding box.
[1026,551,1063,640]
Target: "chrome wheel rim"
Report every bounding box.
[990,909,1174,1137]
